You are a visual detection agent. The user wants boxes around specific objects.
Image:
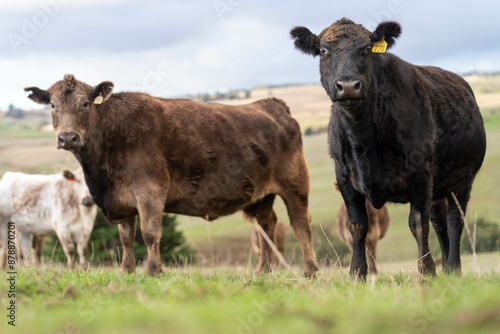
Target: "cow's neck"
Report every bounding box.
[337,101,375,147]
[73,107,116,209]
[335,83,387,197]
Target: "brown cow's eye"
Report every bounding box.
[319,47,327,55]
[49,103,55,109]
[83,101,89,108]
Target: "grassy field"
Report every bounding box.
[0,253,499,334]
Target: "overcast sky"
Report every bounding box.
[1,0,500,110]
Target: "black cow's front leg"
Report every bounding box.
[409,178,436,276]
[337,180,369,279]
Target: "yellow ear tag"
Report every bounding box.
[94,95,103,105]
[372,35,387,53]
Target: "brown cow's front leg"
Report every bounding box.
[137,200,164,276]
[409,180,436,276]
[118,217,136,273]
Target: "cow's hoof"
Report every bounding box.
[254,263,272,277]
[443,263,461,276]
[121,266,135,274]
[146,264,163,276]
[418,257,437,277]
[303,259,319,278]
[349,264,368,281]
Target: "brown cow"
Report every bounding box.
[336,201,389,274]
[25,75,319,277]
[251,221,287,258]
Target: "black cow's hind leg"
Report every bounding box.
[446,185,472,274]
[430,199,449,270]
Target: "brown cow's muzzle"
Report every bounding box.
[58,132,81,151]
[82,196,94,207]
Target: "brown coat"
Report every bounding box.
[25,75,318,277]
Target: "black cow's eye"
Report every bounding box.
[83,101,89,108]
[319,47,327,55]
[364,46,372,54]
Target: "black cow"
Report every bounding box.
[291,18,486,278]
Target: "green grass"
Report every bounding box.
[1,253,499,334]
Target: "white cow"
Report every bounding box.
[0,168,97,269]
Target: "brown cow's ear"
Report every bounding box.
[290,26,320,56]
[371,21,401,50]
[24,87,51,105]
[91,81,114,105]
[62,170,76,182]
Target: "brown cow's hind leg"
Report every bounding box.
[137,199,164,276]
[118,216,137,273]
[281,192,318,277]
[366,239,377,274]
[245,195,278,276]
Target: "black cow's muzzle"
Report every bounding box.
[334,79,363,100]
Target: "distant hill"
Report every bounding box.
[211,74,500,131]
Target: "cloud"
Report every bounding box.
[2,0,500,110]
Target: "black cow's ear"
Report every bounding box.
[371,21,401,49]
[24,87,51,105]
[290,26,320,56]
[91,81,114,105]
[62,170,76,181]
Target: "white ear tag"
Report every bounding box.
[94,95,103,104]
